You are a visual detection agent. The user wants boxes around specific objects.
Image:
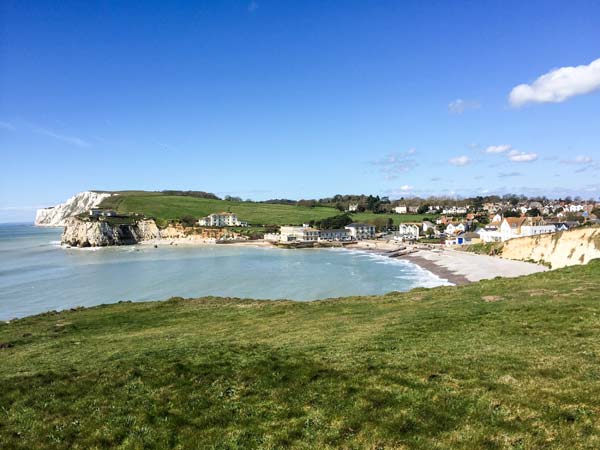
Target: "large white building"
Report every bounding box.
[278,226,320,242]
[501,217,556,241]
[394,223,420,240]
[198,212,247,227]
[345,223,376,240]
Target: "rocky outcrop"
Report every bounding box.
[35,191,112,227]
[501,226,600,269]
[61,217,160,247]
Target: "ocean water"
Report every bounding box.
[0,223,450,320]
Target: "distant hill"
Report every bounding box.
[99,191,430,227]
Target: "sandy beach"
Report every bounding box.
[346,240,548,285]
[399,248,548,285]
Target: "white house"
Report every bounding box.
[318,229,351,241]
[345,223,376,240]
[445,223,465,235]
[569,204,584,213]
[278,225,320,242]
[394,205,408,214]
[477,220,503,242]
[442,206,468,215]
[422,221,435,233]
[89,209,118,217]
[395,224,419,241]
[198,212,247,227]
[347,203,359,212]
[499,217,556,242]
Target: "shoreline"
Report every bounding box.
[66,236,548,286]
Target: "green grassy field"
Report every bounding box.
[1,262,599,449]
[99,192,434,227]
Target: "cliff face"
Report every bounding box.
[35,191,112,227]
[62,218,160,247]
[501,226,600,269]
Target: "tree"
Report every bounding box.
[315,214,353,230]
[387,217,394,230]
[180,215,197,227]
[417,204,430,215]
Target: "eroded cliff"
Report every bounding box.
[501,226,600,268]
[61,217,160,247]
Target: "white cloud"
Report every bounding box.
[448,155,470,166]
[507,150,538,162]
[498,172,521,178]
[448,99,480,115]
[561,155,593,165]
[485,144,512,154]
[33,128,91,148]
[0,120,15,130]
[399,185,413,191]
[371,148,418,179]
[509,57,600,107]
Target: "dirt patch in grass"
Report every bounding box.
[482,295,503,302]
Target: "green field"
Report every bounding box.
[99,192,434,227]
[2,262,599,449]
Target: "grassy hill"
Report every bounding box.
[99,191,432,227]
[1,262,599,449]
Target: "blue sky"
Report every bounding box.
[1,0,599,222]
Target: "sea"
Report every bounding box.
[0,223,450,320]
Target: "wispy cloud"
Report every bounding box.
[448,155,470,166]
[485,144,512,154]
[371,148,418,180]
[448,99,480,115]
[498,171,521,178]
[0,120,15,130]
[248,1,258,12]
[561,155,593,165]
[509,57,600,107]
[507,149,538,162]
[33,127,91,148]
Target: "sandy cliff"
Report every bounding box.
[501,226,600,268]
[35,191,112,226]
[62,217,160,247]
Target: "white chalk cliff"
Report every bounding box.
[35,191,112,226]
[62,217,160,247]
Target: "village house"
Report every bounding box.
[446,232,480,246]
[394,223,420,241]
[394,205,408,214]
[89,209,118,217]
[442,206,468,215]
[345,223,376,240]
[476,224,501,243]
[445,222,466,235]
[347,203,359,212]
[422,221,435,233]
[198,212,248,227]
[318,229,351,241]
[499,217,556,242]
[276,225,320,242]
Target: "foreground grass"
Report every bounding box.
[1,262,600,449]
[100,191,433,226]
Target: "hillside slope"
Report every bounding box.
[501,226,600,268]
[99,191,430,226]
[1,262,599,449]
